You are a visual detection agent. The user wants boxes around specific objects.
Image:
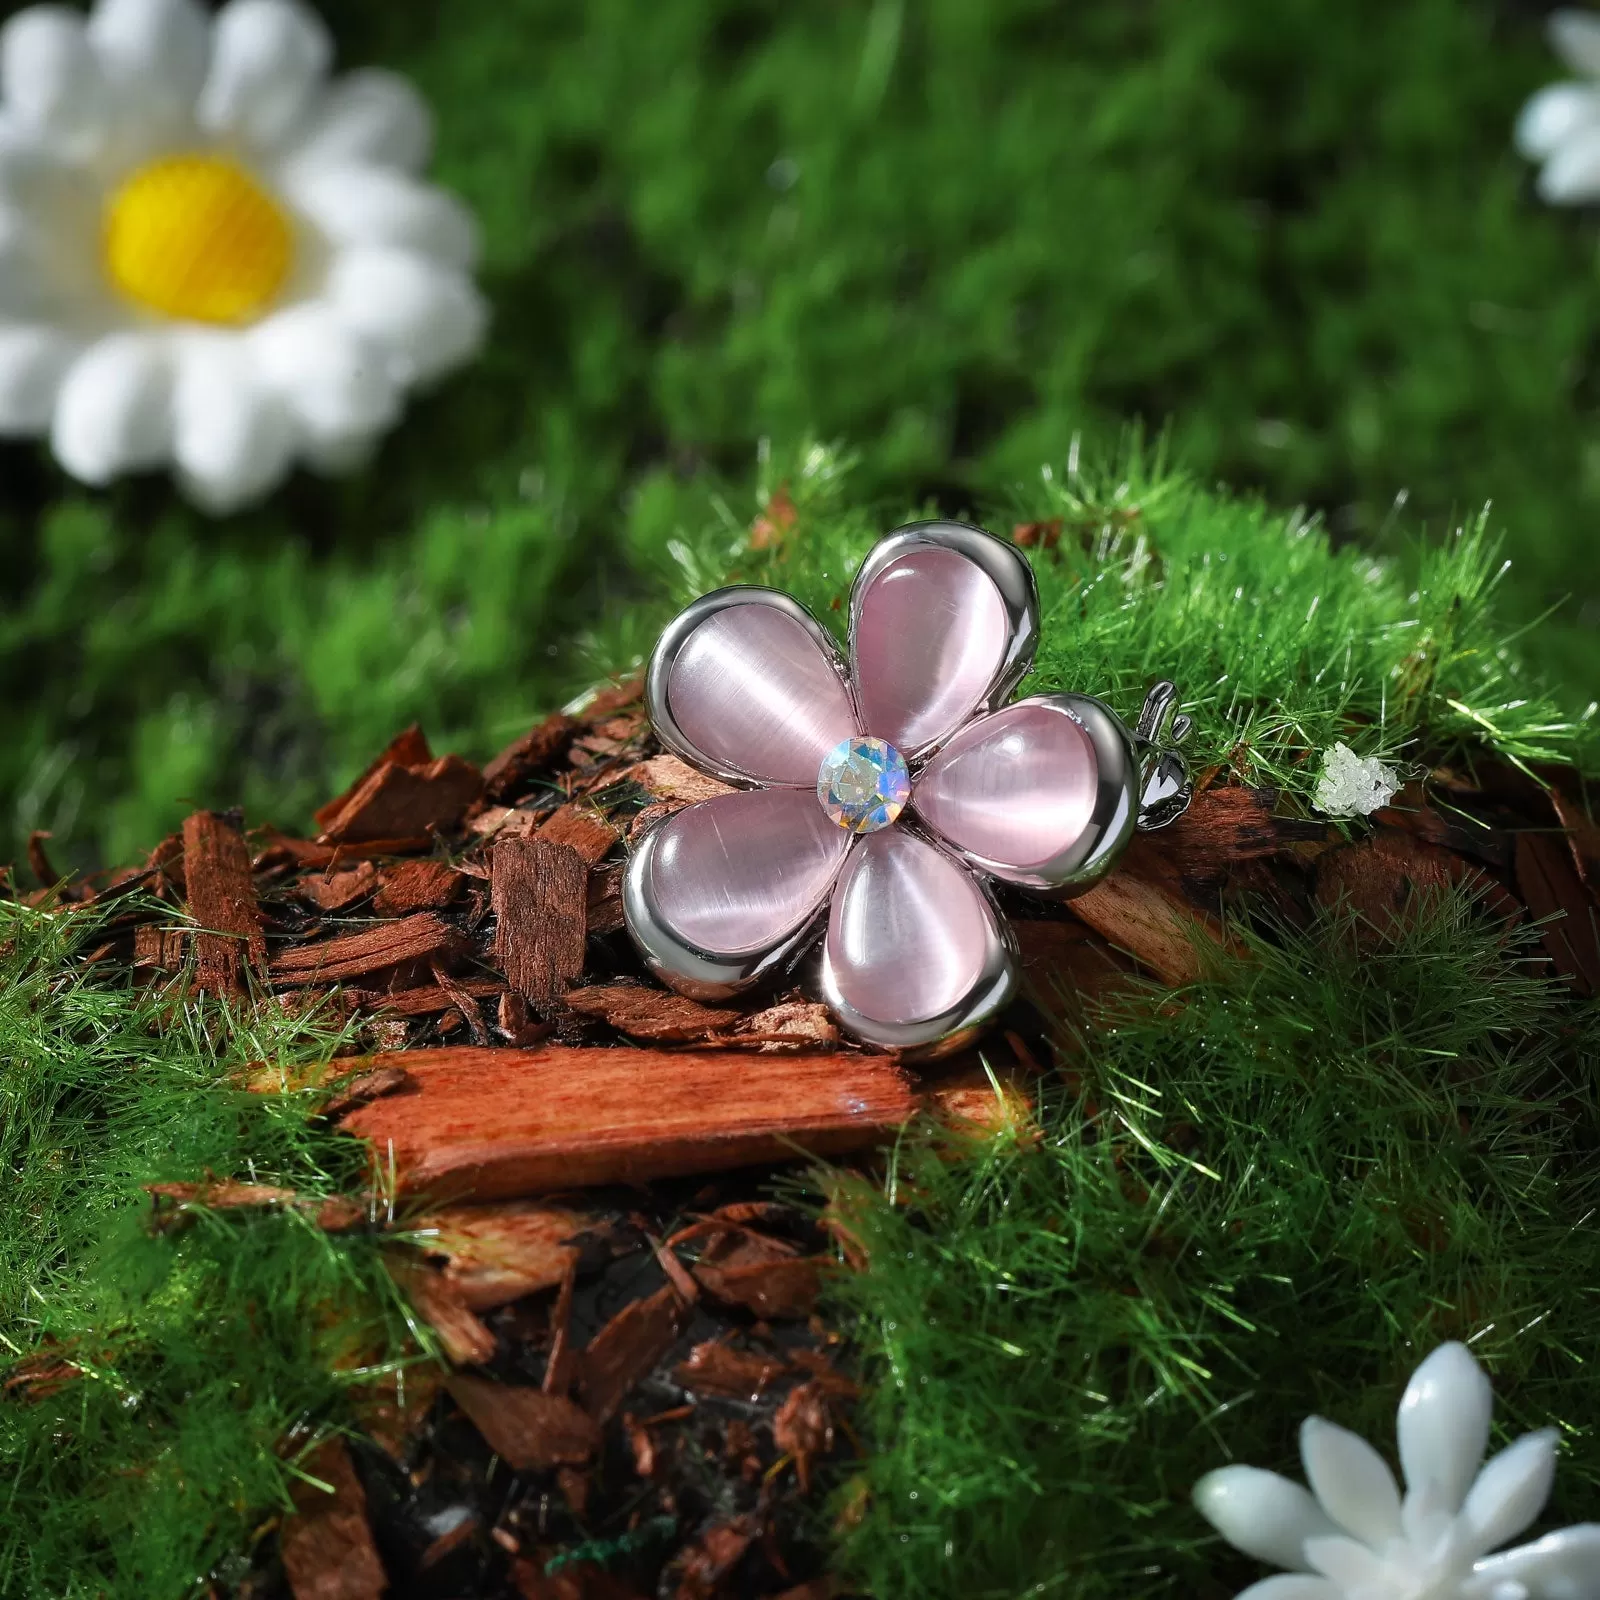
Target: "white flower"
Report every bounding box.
[1313,742,1400,818]
[1194,1341,1600,1600]
[0,0,486,511]
[1515,10,1600,205]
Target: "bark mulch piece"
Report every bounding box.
[183,809,266,996]
[493,837,589,1007]
[564,985,742,1044]
[373,860,466,916]
[280,1438,388,1600]
[445,1376,601,1470]
[270,913,461,987]
[338,1045,916,1201]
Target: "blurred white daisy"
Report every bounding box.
[1516,9,1600,205]
[0,0,486,511]
[1194,1341,1600,1600]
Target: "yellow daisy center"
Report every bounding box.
[102,153,294,325]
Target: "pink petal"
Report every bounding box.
[645,787,851,957]
[823,829,1009,1037]
[914,700,1099,877]
[664,599,856,786]
[851,546,1012,756]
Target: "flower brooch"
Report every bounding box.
[623,520,1194,1054]
[1195,1341,1600,1600]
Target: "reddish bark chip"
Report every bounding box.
[1516,831,1600,995]
[412,1201,588,1311]
[313,725,433,832]
[182,809,265,997]
[565,984,741,1043]
[482,709,578,802]
[338,1046,915,1200]
[271,913,460,986]
[671,1339,787,1401]
[372,860,465,916]
[692,1258,823,1321]
[537,803,621,865]
[446,1375,601,1471]
[666,1517,758,1600]
[369,978,503,1018]
[772,1380,835,1493]
[580,1285,690,1423]
[492,838,588,1005]
[280,1437,388,1600]
[133,923,185,974]
[321,755,484,846]
[386,1256,497,1366]
[300,861,380,912]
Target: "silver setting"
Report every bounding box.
[621,817,846,1001]
[847,519,1040,764]
[644,585,854,789]
[1131,680,1195,832]
[814,827,1019,1060]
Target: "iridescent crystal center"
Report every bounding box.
[817,736,910,835]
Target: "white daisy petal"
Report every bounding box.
[1516,83,1600,161]
[50,331,174,484]
[1397,1342,1493,1516]
[1194,1467,1341,1572]
[86,0,208,108]
[172,335,294,512]
[1300,1416,1404,1546]
[1465,1524,1600,1599]
[1,6,106,143]
[0,322,76,429]
[282,66,432,174]
[287,163,478,268]
[249,301,398,456]
[197,0,332,152]
[1539,126,1600,204]
[1237,1579,1342,1600]
[1459,1429,1560,1559]
[1550,10,1600,78]
[325,247,487,385]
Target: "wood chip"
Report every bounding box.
[27,829,59,888]
[1515,831,1600,995]
[692,1258,822,1321]
[366,978,503,1018]
[1316,830,1497,938]
[133,923,185,974]
[538,803,621,865]
[182,810,265,996]
[1065,839,1226,986]
[446,1375,600,1470]
[671,1338,786,1400]
[492,838,587,1006]
[1551,785,1600,894]
[668,1516,758,1600]
[619,755,736,808]
[270,912,459,986]
[372,860,464,916]
[321,754,484,845]
[299,860,379,912]
[411,1201,588,1311]
[586,863,625,936]
[386,1255,496,1365]
[313,725,434,831]
[773,1379,835,1492]
[1013,918,1134,1010]
[482,710,578,802]
[565,984,741,1043]
[733,999,839,1051]
[280,1437,388,1600]
[580,1284,690,1423]
[338,1046,916,1200]
[1156,784,1325,882]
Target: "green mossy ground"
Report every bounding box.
[3,452,1595,1598]
[5,0,1600,870]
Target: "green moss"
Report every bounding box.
[824,896,1600,1600]
[5,0,1600,866]
[0,903,408,1598]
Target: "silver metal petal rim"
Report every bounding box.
[621,814,851,1002]
[813,828,1020,1058]
[913,692,1141,895]
[644,584,856,789]
[847,518,1041,765]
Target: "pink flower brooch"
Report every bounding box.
[623,521,1193,1055]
